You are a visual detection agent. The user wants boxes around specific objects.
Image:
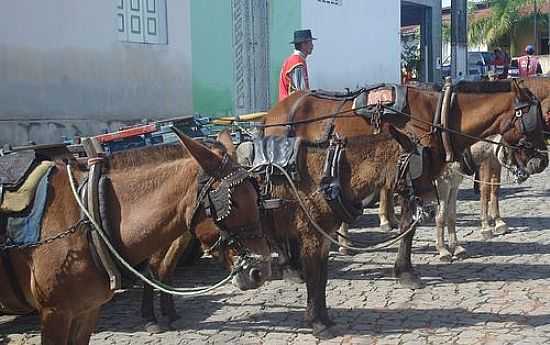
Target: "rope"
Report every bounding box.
[66,164,239,297]
[455,170,517,186]
[379,104,549,155]
[250,163,420,253]
[256,95,549,155]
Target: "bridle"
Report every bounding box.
[189,154,265,260]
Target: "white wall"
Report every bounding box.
[301,0,401,90]
[0,0,192,145]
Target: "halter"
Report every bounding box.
[189,154,264,258]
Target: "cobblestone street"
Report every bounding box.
[2,168,550,345]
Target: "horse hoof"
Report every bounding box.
[481,230,494,240]
[338,247,352,256]
[144,321,163,334]
[453,246,467,259]
[494,223,509,236]
[439,254,452,263]
[283,267,304,284]
[380,222,392,232]
[312,322,337,339]
[397,272,424,290]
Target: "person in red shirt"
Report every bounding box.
[517,45,543,78]
[492,47,509,79]
[278,29,316,101]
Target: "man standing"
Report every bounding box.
[518,44,543,78]
[278,29,316,102]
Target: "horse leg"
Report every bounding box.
[490,165,508,236]
[282,238,304,283]
[40,308,71,345]
[302,236,334,338]
[140,265,163,333]
[67,308,101,345]
[479,164,493,240]
[337,223,351,256]
[435,179,452,262]
[448,184,466,259]
[393,195,423,289]
[379,186,398,231]
[158,234,194,325]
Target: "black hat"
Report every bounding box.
[290,29,317,44]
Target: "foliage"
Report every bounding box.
[468,0,547,46]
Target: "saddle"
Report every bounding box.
[352,84,408,120]
[242,136,304,181]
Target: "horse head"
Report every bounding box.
[499,81,548,177]
[173,128,271,290]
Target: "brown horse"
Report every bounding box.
[261,80,548,337]
[521,77,550,127]
[0,131,271,344]
[140,131,262,330]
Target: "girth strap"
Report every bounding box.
[82,137,121,291]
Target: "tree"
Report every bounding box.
[468,0,547,48]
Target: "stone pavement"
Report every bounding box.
[2,168,550,345]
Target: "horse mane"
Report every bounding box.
[407,80,513,94]
[453,80,512,93]
[107,139,227,171]
[406,81,442,91]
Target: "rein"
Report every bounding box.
[261,93,548,154]
[250,163,423,252]
[66,164,245,297]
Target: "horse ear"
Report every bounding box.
[171,127,224,176]
[385,124,415,153]
[216,130,236,159]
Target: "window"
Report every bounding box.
[116,0,167,44]
[317,0,342,5]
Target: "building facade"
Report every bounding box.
[0,0,441,145]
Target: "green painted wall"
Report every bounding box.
[268,0,301,106]
[191,1,234,115]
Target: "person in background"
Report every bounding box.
[493,47,509,79]
[517,45,543,78]
[278,29,316,101]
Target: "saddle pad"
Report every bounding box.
[0,151,36,189]
[4,164,54,246]
[236,141,255,168]
[353,84,407,119]
[252,136,301,169]
[1,161,56,213]
[367,88,394,105]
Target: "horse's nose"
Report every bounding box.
[527,155,547,174]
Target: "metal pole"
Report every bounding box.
[451,0,468,80]
[534,0,538,54]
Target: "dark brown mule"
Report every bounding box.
[140,131,263,330]
[0,132,271,345]
[261,80,548,337]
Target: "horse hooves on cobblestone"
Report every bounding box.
[453,246,467,259]
[439,254,452,262]
[338,247,352,256]
[493,222,509,236]
[397,272,424,289]
[481,230,494,240]
[380,222,393,232]
[311,322,337,339]
[144,321,163,334]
